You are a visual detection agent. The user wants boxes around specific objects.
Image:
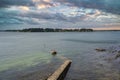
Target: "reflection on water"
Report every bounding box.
[63,39,119,44]
[0,32,120,80]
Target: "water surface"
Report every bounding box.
[0,32,120,80]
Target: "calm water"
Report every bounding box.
[0,32,120,80]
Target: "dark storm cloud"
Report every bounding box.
[0,0,53,8]
[0,0,34,7]
[56,0,120,14]
[17,10,88,23]
[0,0,120,14]
[0,9,86,26]
[27,12,69,21]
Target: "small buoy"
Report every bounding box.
[51,50,57,55]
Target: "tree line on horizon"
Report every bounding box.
[4,28,94,32]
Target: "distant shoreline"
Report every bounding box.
[0,28,120,32]
[0,28,93,32]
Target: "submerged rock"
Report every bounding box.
[115,51,120,59]
[95,48,106,52]
[51,50,57,56]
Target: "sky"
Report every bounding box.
[0,0,120,30]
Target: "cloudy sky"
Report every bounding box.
[0,0,120,30]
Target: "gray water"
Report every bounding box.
[0,32,120,80]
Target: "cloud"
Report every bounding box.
[0,0,34,7]
[0,4,119,25]
[0,0,53,8]
[18,6,30,11]
[0,0,120,29]
[1,0,120,14]
[0,6,96,22]
[55,0,120,14]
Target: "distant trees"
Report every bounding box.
[80,28,93,32]
[4,28,94,32]
[20,28,44,32]
[44,28,54,32]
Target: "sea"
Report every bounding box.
[0,32,120,80]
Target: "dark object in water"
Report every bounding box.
[95,48,106,52]
[51,50,57,55]
[115,51,120,59]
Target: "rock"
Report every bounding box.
[115,51,120,59]
[95,48,106,52]
[51,50,57,55]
